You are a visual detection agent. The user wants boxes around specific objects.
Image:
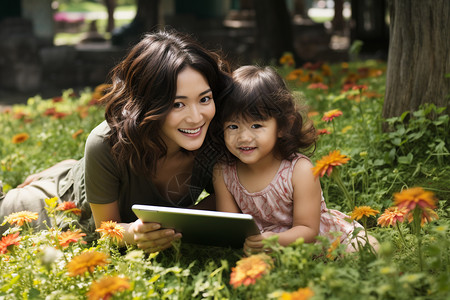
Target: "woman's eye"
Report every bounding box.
[251,124,263,129]
[173,102,184,109]
[200,96,212,103]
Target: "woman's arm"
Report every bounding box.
[245,158,321,252]
[90,202,181,253]
[212,165,241,213]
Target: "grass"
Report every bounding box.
[0,59,449,299]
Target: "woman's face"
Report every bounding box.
[160,66,215,153]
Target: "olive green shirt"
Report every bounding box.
[69,121,218,224]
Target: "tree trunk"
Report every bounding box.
[253,0,296,64]
[383,0,450,119]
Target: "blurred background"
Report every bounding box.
[0,0,389,104]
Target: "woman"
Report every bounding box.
[0,29,232,253]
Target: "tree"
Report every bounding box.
[382,0,450,119]
[253,0,296,64]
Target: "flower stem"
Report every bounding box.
[331,169,354,211]
[395,222,407,248]
[413,208,423,271]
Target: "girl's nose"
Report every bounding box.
[237,128,253,142]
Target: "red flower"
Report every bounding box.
[307,82,329,90]
[322,109,343,122]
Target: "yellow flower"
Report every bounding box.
[351,206,379,221]
[229,254,273,288]
[66,251,109,277]
[86,276,130,300]
[11,133,30,144]
[279,287,314,300]
[3,211,38,227]
[96,221,125,244]
[322,109,343,122]
[58,230,87,248]
[393,187,437,212]
[341,125,353,133]
[311,150,350,178]
[377,207,408,227]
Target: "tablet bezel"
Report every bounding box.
[131,204,260,248]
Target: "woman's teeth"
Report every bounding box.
[179,128,200,134]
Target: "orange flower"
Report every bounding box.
[0,232,21,254]
[351,206,379,221]
[317,128,330,135]
[322,109,343,122]
[326,238,340,260]
[91,84,111,103]
[393,187,437,212]
[11,133,30,144]
[87,276,130,300]
[58,230,87,248]
[311,150,350,178]
[96,221,125,243]
[279,287,314,300]
[56,201,82,216]
[279,53,295,66]
[66,251,109,277]
[3,211,38,226]
[286,69,303,81]
[407,208,439,226]
[377,207,408,227]
[321,64,332,77]
[229,254,273,288]
[72,129,84,139]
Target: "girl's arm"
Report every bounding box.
[90,202,181,253]
[213,165,241,213]
[245,158,321,251]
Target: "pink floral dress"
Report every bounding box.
[221,154,363,244]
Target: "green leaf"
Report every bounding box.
[398,153,413,164]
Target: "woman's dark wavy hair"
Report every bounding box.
[101,29,232,176]
[217,65,317,163]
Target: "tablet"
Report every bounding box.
[132,204,260,248]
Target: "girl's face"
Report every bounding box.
[224,116,280,166]
[160,66,215,153]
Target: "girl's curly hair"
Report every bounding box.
[215,65,316,163]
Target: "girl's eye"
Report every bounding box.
[226,124,238,130]
[200,96,212,103]
[251,124,263,129]
[173,102,184,109]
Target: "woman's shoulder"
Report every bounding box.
[85,121,112,155]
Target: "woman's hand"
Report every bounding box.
[243,232,276,255]
[130,219,182,253]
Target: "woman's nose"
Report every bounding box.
[186,104,202,124]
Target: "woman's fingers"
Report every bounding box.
[133,221,182,253]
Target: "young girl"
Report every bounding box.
[1,29,232,253]
[213,65,376,254]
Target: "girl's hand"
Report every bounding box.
[244,232,276,255]
[130,219,182,253]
